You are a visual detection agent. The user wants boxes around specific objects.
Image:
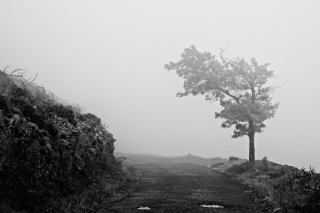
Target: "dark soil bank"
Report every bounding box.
[106,157,272,213]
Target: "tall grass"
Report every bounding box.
[226,157,320,212]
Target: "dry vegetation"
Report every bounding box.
[220,157,320,212]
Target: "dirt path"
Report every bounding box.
[106,158,272,213]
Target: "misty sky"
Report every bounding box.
[1,1,319,171]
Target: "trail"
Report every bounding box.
[107,157,272,212]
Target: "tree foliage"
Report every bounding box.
[165,45,279,139]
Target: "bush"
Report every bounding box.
[229,156,240,161]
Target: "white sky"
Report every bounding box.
[1,1,319,171]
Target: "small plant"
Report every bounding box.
[259,156,271,172]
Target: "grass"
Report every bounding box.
[223,157,320,212]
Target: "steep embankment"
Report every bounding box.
[0,70,134,212]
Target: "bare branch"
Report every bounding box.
[270,81,287,93]
[25,73,38,84]
[8,69,26,78]
[219,45,237,68]
[220,43,229,53]
[269,76,281,79]
[3,66,10,72]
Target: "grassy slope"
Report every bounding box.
[220,158,320,212]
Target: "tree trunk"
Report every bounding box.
[248,132,255,162]
[248,119,255,162]
[249,85,256,162]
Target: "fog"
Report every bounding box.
[1,1,319,171]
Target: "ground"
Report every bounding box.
[106,156,273,213]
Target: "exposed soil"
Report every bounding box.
[106,157,273,213]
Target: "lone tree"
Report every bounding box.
[165,45,280,162]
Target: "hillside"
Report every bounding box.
[170,153,227,167]
[216,158,320,212]
[0,69,135,212]
[115,152,228,168]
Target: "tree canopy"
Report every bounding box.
[165,45,279,161]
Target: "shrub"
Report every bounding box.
[229,156,240,161]
[211,162,225,168]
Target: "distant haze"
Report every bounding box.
[0,1,319,171]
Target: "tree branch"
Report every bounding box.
[217,87,240,103]
[269,81,287,93]
[219,45,237,68]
